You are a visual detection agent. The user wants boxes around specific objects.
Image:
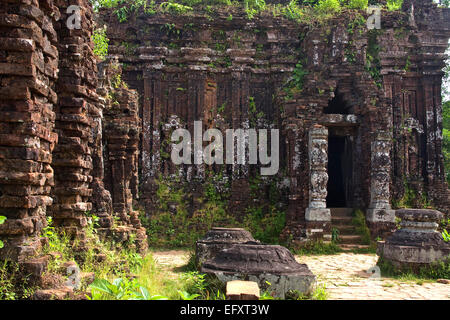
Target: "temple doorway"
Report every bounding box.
[326,134,353,208]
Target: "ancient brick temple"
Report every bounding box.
[0,0,449,262]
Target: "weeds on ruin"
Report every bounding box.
[0,260,36,300]
[92,27,109,60]
[141,173,238,248]
[377,256,450,281]
[386,0,403,11]
[291,241,343,256]
[351,209,372,245]
[391,181,434,210]
[0,216,5,249]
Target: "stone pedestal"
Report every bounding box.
[377,209,450,270]
[201,244,316,299]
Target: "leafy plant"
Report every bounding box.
[0,216,5,249]
[442,229,450,242]
[315,0,341,16]
[178,290,200,300]
[351,209,371,245]
[160,1,193,14]
[386,0,403,11]
[346,0,368,10]
[244,0,266,19]
[331,227,340,243]
[92,27,109,60]
[89,278,168,300]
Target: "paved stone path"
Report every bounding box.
[297,253,450,300]
[150,250,450,300]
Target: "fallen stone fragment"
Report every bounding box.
[195,227,260,266]
[226,280,260,300]
[202,244,316,299]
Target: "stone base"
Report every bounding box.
[377,241,450,271]
[366,208,396,224]
[305,208,331,222]
[201,244,316,299]
[377,209,450,272]
[367,221,397,239]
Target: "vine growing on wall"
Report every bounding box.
[92,26,109,60]
[0,216,5,249]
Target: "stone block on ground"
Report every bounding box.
[202,244,316,299]
[226,280,260,300]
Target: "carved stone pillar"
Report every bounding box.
[367,132,395,225]
[305,125,331,223]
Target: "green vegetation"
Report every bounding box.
[141,170,289,247]
[366,29,382,88]
[0,216,5,249]
[0,214,147,300]
[244,0,266,19]
[92,27,109,60]
[346,0,368,10]
[386,0,403,11]
[315,0,341,16]
[378,256,450,280]
[351,209,371,245]
[140,173,237,247]
[391,181,433,210]
[91,0,405,24]
[292,241,343,256]
[0,260,36,300]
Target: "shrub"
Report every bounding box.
[386,0,403,11]
[315,0,341,16]
[0,216,5,249]
[352,209,371,245]
[92,27,109,60]
[378,256,450,280]
[346,0,368,10]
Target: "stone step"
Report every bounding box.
[339,244,371,252]
[33,286,74,300]
[329,208,354,217]
[331,216,353,226]
[338,235,363,244]
[333,224,357,235]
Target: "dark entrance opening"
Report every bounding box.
[327,135,353,208]
[324,91,352,114]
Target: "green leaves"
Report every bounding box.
[89,278,168,300]
[92,27,109,60]
[443,229,450,243]
[178,290,200,300]
[386,0,403,11]
[0,216,5,249]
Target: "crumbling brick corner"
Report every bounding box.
[0,0,148,266]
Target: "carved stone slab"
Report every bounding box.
[201,244,316,298]
[377,209,450,269]
[195,227,259,266]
